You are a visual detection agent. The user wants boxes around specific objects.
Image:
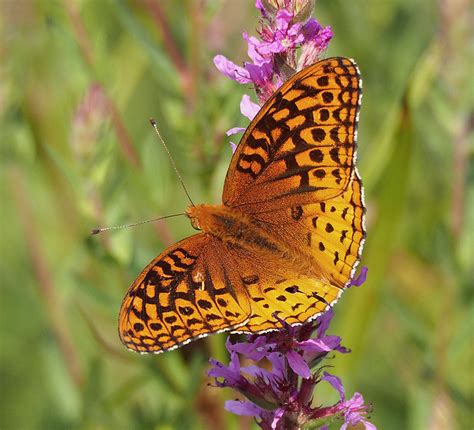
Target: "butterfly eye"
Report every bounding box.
[190,218,201,230]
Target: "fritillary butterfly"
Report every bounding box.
[119,57,366,353]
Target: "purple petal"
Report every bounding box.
[271,407,285,429]
[275,9,293,31]
[207,358,226,379]
[225,400,263,416]
[298,335,341,353]
[314,25,333,51]
[335,344,351,354]
[349,266,368,287]
[256,40,286,56]
[243,33,269,66]
[240,364,272,382]
[287,350,311,378]
[226,336,254,354]
[214,55,252,84]
[239,364,262,377]
[267,352,286,380]
[316,308,334,338]
[208,352,242,386]
[242,352,286,392]
[302,18,323,39]
[240,94,261,120]
[244,61,273,87]
[241,31,289,74]
[230,142,237,153]
[287,22,303,38]
[345,392,365,410]
[255,0,265,14]
[227,336,269,361]
[256,10,304,54]
[322,372,345,401]
[298,25,334,68]
[226,127,245,136]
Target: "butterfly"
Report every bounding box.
[119,57,366,353]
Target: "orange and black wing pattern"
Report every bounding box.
[119,57,366,353]
[254,169,365,290]
[223,57,361,213]
[222,244,345,334]
[119,234,251,353]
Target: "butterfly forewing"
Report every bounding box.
[223,57,361,213]
[119,234,251,353]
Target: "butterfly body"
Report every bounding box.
[119,57,366,354]
[186,203,318,276]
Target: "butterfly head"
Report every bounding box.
[186,204,208,231]
[186,204,232,235]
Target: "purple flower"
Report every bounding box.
[257,10,305,55]
[323,373,376,430]
[255,0,266,15]
[229,309,348,380]
[208,309,376,429]
[209,344,289,410]
[227,335,269,361]
[214,0,333,104]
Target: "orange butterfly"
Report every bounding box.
[119,57,366,353]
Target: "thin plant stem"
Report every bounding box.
[139,0,193,100]
[10,168,83,387]
[187,0,205,112]
[450,116,471,239]
[439,0,471,240]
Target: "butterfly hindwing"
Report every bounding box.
[119,229,350,351]
[234,275,342,334]
[119,234,251,353]
[219,244,344,334]
[223,57,361,213]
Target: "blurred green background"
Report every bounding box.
[1,0,472,429]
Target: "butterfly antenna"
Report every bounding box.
[91,213,185,235]
[149,118,195,207]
